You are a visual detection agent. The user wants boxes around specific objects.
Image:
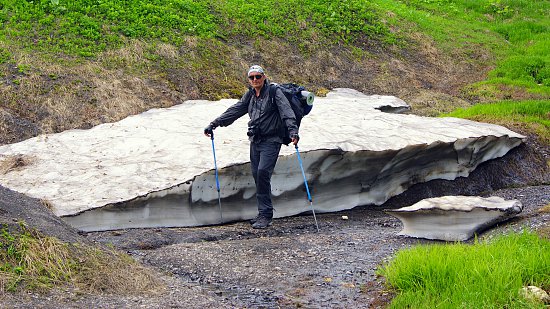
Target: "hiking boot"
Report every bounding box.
[252,216,272,229]
[249,215,261,225]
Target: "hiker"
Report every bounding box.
[203,65,299,229]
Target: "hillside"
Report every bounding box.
[1,0,548,144]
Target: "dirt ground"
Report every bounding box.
[1,138,548,308]
[1,187,548,308]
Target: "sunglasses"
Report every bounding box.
[248,74,263,80]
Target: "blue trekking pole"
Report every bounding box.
[295,145,320,232]
[210,131,223,223]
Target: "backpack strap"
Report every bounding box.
[268,83,277,106]
[243,87,254,105]
[267,83,291,144]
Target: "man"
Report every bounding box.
[204,65,299,229]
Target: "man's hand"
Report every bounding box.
[291,133,299,145]
[204,122,218,137]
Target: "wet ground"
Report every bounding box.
[82,184,549,309]
[89,208,413,308]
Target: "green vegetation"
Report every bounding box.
[374,0,550,100]
[0,0,393,57]
[0,222,161,293]
[0,222,69,291]
[379,231,550,308]
[1,0,547,100]
[0,0,400,107]
[442,100,550,143]
[211,0,394,46]
[0,0,216,56]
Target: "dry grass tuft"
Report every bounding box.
[39,199,54,211]
[156,43,179,61]
[73,245,164,295]
[537,226,550,240]
[101,40,146,69]
[0,272,18,294]
[0,154,33,174]
[316,88,330,97]
[19,231,74,290]
[1,224,164,295]
[538,203,550,214]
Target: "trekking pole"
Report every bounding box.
[210,131,223,224]
[294,145,320,232]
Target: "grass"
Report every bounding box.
[378,231,550,308]
[0,0,217,57]
[0,154,33,174]
[0,0,548,100]
[0,222,162,294]
[441,100,550,144]
[0,0,548,132]
[373,0,550,100]
[0,0,399,126]
[0,0,394,58]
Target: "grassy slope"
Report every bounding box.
[444,99,550,143]
[0,0,548,144]
[397,0,550,100]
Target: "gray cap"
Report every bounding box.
[247,65,265,75]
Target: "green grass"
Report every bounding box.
[210,0,395,45]
[441,100,550,143]
[1,0,548,99]
[0,0,394,57]
[378,231,550,308]
[373,0,550,99]
[0,0,217,57]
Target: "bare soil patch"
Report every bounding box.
[0,35,490,146]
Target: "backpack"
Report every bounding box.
[268,83,313,145]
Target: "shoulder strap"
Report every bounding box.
[243,87,254,104]
[268,84,277,105]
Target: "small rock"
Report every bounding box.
[520,285,550,304]
[342,216,349,220]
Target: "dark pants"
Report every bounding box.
[250,141,282,219]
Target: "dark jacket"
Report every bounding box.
[214,80,298,143]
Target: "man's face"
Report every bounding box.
[248,72,265,89]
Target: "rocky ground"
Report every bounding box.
[0,137,548,308]
[1,185,548,309]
